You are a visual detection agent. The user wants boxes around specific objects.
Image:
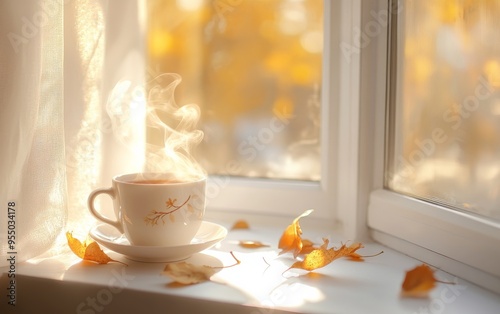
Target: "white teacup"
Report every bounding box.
[88,173,206,246]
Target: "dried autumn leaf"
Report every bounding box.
[286,239,364,272]
[231,220,250,230]
[401,264,437,298]
[278,209,314,258]
[66,232,123,265]
[163,252,241,285]
[163,262,217,285]
[238,240,270,249]
[299,239,317,255]
[346,252,364,261]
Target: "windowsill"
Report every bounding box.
[1,212,499,314]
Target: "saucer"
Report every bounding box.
[89,221,227,262]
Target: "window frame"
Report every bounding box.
[205,0,340,221]
[140,0,500,294]
[364,0,500,294]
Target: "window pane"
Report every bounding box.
[147,0,323,181]
[386,0,500,221]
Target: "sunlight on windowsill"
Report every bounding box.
[3,215,500,314]
[210,250,325,309]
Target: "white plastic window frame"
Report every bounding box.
[365,0,500,294]
[205,0,343,221]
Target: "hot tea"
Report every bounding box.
[129,179,184,185]
[88,172,206,246]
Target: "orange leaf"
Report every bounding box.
[346,249,384,261]
[278,209,313,258]
[401,264,437,298]
[231,220,250,230]
[299,239,317,255]
[287,239,364,272]
[238,240,270,249]
[346,252,364,261]
[66,232,124,265]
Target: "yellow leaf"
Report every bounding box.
[163,262,217,285]
[278,209,313,258]
[163,251,241,285]
[66,232,124,265]
[238,240,270,249]
[287,239,364,272]
[66,232,88,259]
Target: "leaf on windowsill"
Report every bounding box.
[346,247,384,262]
[66,232,126,265]
[401,264,437,297]
[231,220,250,230]
[238,240,270,249]
[299,239,317,255]
[164,262,218,285]
[284,238,365,273]
[401,264,454,298]
[278,209,314,258]
[163,251,241,285]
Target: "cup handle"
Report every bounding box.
[87,187,123,233]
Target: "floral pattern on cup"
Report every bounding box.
[144,195,201,226]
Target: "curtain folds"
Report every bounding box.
[1,0,145,266]
[1,0,66,266]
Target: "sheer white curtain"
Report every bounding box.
[0,0,145,266]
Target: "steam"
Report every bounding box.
[144,73,206,181]
[106,73,205,181]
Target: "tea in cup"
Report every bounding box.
[88,173,206,246]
